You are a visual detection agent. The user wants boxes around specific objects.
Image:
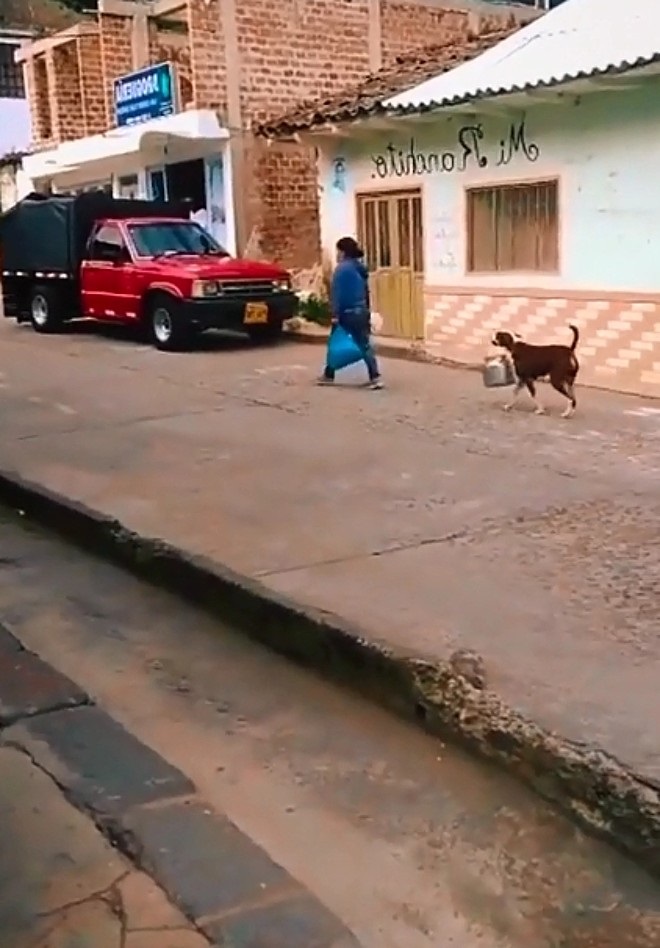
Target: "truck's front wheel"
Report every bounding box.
[147,294,190,352]
[29,285,64,334]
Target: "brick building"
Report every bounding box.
[16,0,531,266]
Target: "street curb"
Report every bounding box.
[2,468,660,878]
[285,330,660,401]
[1,650,357,945]
[285,328,482,372]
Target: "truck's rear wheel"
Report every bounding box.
[29,285,64,334]
[148,293,190,352]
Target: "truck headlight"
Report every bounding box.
[191,280,221,298]
[273,278,291,292]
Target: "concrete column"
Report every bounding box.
[131,8,150,70]
[368,0,382,73]
[219,0,248,253]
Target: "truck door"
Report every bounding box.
[80,223,140,322]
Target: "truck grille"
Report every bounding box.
[220,280,279,296]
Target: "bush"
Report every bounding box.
[296,292,332,327]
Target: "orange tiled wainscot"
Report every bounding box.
[424,287,660,399]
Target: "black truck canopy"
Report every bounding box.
[0,191,189,276]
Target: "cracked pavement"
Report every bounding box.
[3,514,660,947]
[0,746,207,948]
[1,320,660,785]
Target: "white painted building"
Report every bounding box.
[21,106,235,253]
[264,0,660,398]
[0,27,33,210]
[15,5,237,256]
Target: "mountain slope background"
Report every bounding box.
[0,0,80,32]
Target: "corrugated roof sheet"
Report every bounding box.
[257,26,519,137]
[387,0,660,111]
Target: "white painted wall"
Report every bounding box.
[0,97,31,157]
[317,77,660,294]
[22,137,236,255]
[0,34,31,159]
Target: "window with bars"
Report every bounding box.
[0,43,24,99]
[467,180,559,273]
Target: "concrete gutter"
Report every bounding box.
[286,325,660,400]
[1,468,659,879]
[284,323,482,372]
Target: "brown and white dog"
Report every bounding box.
[492,324,580,418]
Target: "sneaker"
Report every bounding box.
[368,378,384,390]
[316,375,334,386]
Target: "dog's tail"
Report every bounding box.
[568,324,579,351]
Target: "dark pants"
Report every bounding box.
[324,311,380,381]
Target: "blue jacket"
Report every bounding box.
[331,259,370,321]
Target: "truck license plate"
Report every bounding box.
[244,302,268,324]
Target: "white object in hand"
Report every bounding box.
[370,311,383,333]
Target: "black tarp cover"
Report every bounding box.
[0,191,189,275]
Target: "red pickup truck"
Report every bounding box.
[1,191,298,350]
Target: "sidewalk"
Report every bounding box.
[0,623,356,947]
[0,747,207,948]
[0,324,659,792]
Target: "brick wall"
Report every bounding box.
[254,139,320,264]
[380,1,467,63]
[49,44,84,142]
[99,14,133,128]
[26,35,107,149]
[23,55,46,150]
[241,0,519,268]
[77,33,107,134]
[236,0,372,125]
[150,24,194,110]
[24,57,53,148]
[187,0,227,117]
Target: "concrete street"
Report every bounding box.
[1,319,659,787]
[2,508,660,947]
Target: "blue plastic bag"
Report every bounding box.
[326,324,363,372]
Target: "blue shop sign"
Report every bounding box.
[113,62,176,128]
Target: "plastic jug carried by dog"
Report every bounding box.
[482,355,516,388]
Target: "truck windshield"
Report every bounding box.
[128,221,226,258]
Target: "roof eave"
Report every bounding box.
[386,53,660,115]
[260,52,660,140]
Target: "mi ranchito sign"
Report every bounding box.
[114,62,177,128]
[369,119,540,179]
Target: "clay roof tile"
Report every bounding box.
[256,24,520,137]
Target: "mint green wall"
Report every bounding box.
[318,78,660,293]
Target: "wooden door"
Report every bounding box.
[357,190,424,340]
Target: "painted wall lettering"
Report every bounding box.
[497,120,539,166]
[430,211,459,273]
[370,119,539,179]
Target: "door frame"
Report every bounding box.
[80,223,139,321]
[355,187,424,267]
[146,165,168,201]
[355,187,425,340]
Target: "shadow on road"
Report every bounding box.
[14,319,297,354]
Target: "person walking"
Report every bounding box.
[318,236,383,389]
